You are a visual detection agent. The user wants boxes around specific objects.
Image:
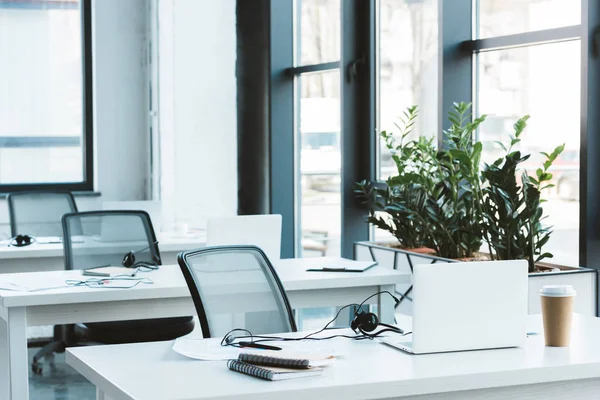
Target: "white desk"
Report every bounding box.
[0,233,206,273]
[0,260,407,400]
[67,314,600,400]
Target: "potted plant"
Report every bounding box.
[354,103,597,315]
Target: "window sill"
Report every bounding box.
[0,191,101,199]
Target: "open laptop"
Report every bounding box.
[382,260,528,354]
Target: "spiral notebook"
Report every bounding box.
[238,352,335,369]
[227,360,323,381]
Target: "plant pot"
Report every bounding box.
[354,241,598,316]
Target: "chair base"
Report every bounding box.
[31,318,194,375]
[32,340,66,375]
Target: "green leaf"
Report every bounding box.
[536,168,543,179]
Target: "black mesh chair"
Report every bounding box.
[178,245,296,338]
[8,191,78,374]
[32,210,195,374]
[7,191,77,237]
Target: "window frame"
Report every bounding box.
[0,0,94,193]
[264,0,375,258]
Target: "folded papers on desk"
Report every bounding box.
[173,337,346,361]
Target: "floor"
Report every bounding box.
[28,347,96,400]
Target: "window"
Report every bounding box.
[0,0,92,191]
[375,0,439,242]
[294,0,341,258]
[477,0,580,38]
[377,0,438,180]
[299,0,340,65]
[473,0,581,266]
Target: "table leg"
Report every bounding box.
[378,284,396,324]
[0,307,29,399]
[0,308,9,400]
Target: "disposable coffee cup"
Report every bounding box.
[540,285,576,347]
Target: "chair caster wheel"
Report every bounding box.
[32,362,43,375]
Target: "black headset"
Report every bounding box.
[350,307,404,337]
[221,291,410,348]
[10,234,35,247]
[122,241,160,269]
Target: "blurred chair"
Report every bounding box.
[7,191,77,237]
[31,210,194,374]
[178,245,296,338]
[207,214,282,262]
[8,191,78,361]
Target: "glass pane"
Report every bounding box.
[0,0,84,184]
[299,0,340,65]
[376,0,438,243]
[298,70,340,257]
[477,0,581,39]
[477,40,580,266]
[378,0,439,181]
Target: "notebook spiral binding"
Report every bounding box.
[238,353,310,369]
[227,360,272,381]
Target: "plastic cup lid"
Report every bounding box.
[540,285,576,297]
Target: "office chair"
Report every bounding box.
[7,190,78,237]
[31,210,195,374]
[178,245,297,338]
[8,191,79,372]
[207,215,282,262]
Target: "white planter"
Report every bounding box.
[354,241,598,316]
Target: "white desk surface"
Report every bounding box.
[66,314,600,400]
[0,232,206,260]
[0,258,407,400]
[0,260,407,308]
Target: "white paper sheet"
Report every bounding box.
[172,336,347,361]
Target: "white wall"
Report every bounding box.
[0,0,151,236]
[93,0,150,202]
[157,0,237,230]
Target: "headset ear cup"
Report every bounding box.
[12,235,32,247]
[350,311,362,332]
[358,312,379,333]
[122,251,135,267]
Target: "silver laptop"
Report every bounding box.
[382,260,528,354]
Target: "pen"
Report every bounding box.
[238,341,282,351]
[322,266,346,271]
[82,270,111,277]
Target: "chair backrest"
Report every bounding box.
[178,245,296,338]
[7,191,78,237]
[62,210,160,271]
[207,215,282,262]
